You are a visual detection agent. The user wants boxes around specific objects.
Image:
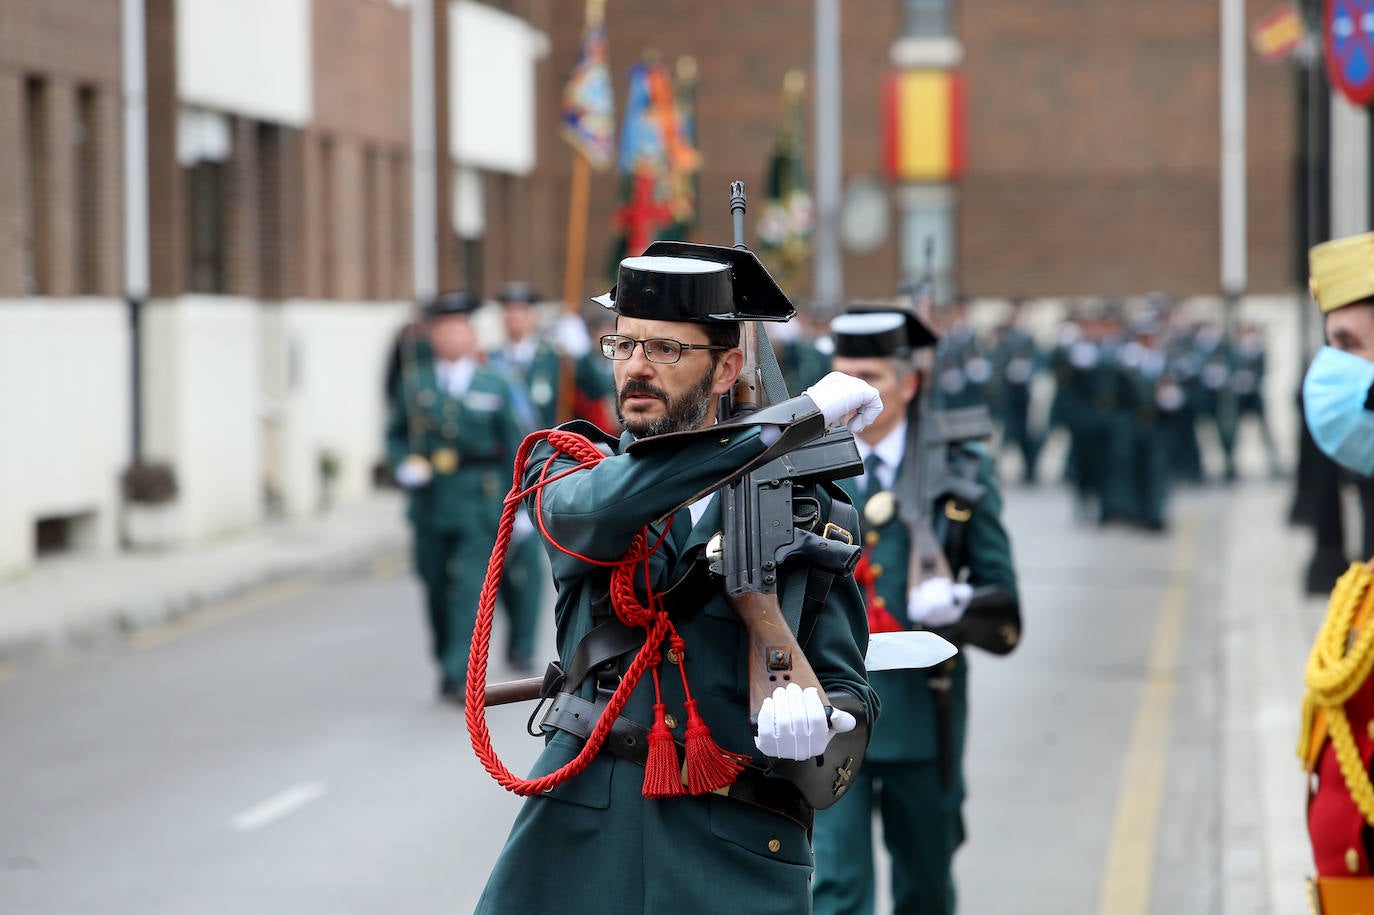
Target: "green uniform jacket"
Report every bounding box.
[478,419,878,915]
[385,355,525,533]
[490,339,614,431]
[843,445,1016,788]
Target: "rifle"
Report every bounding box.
[711,181,872,809]
[894,242,1020,656]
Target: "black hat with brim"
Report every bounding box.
[830,306,939,358]
[498,281,540,305]
[425,289,480,318]
[593,241,795,323]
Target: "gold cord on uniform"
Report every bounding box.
[1299,562,1374,826]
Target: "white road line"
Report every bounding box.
[231,782,327,833]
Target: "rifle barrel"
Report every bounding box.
[730,181,747,249]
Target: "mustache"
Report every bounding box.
[618,380,668,402]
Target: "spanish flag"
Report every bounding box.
[883,69,965,182]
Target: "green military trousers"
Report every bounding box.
[411,527,492,687]
[812,760,965,915]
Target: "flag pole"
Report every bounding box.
[561,153,592,320]
[557,0,606,423]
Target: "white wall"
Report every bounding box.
[176,0,312,126]
[449,0,545,175]
[260,301,411,518]
[142,297,263,542]
[0,299,130,577]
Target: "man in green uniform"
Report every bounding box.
[989,300,1043,484]
[1099,316,1171,531]
[477,244,883,914]
[386,291,525,703]
[487,282,613,672]
[1192,321,1239,481]
[813,306,1020,915]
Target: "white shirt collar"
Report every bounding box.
[854,419,907,492]
[508,337,538,366]
[435,357,478,399]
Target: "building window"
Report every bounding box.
[22,77,48,295]
[363,145,380,300]
[75,85,100,295]
[256,122,282,299]
[320,135,336,299]
[187,161,227,293]
[391,150,409,300]
[899,184,957,301]
[902,0,954,38]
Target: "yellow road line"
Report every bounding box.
[131,575,320,651]
[368,553,406,579]
[1095,518,1200,915]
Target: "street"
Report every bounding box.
[0,480,1307,914]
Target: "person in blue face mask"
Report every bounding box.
[1299,231,1374,915]
[1304,233,1374,476]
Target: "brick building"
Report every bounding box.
[504,0,1300,303]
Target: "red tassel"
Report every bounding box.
[642,703,685,798]
[682,698,747,794]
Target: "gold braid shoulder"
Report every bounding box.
[1299,562,1374,825]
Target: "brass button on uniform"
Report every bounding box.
[664,713,678,730]
[667,648,681,665]
[1348,846,1362,873]
[873,596,886,608]
[870,563,884,577]
[864,531,880,546]
[767,839,781,853]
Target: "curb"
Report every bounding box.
[0,531,408,668]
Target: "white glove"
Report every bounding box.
[553,315,592,359]
[906,577,974,627]
[395,455,433,489]
[803,371,884,434]
[754,683,857,761]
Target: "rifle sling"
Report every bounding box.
[797,482,860,650]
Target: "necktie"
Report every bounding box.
[863,453,884,499]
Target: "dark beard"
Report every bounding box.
[616,368,716,438]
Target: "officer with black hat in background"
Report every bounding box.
[487,282,615,672]
[812,305,1020,915]
[386,290,525,704]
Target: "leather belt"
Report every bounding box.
[542,692,814,830]
[1309,875,1374,914]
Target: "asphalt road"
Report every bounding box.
[0,483,1229,915]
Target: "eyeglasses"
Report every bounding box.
[599,334,730,365]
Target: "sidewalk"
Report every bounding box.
[0,492,409,665]
[1219,477,1328,914]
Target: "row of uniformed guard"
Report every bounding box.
[771,297,1278,536]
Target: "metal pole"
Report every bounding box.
[121,0,149,463]
[1220,0,1247,330]
[411,0,438,304]
[813,0,843,307]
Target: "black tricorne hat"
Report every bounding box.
[830,305,939,358]
[593,241,795,323]
[425,289,480,318]
[497,281,540,305]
